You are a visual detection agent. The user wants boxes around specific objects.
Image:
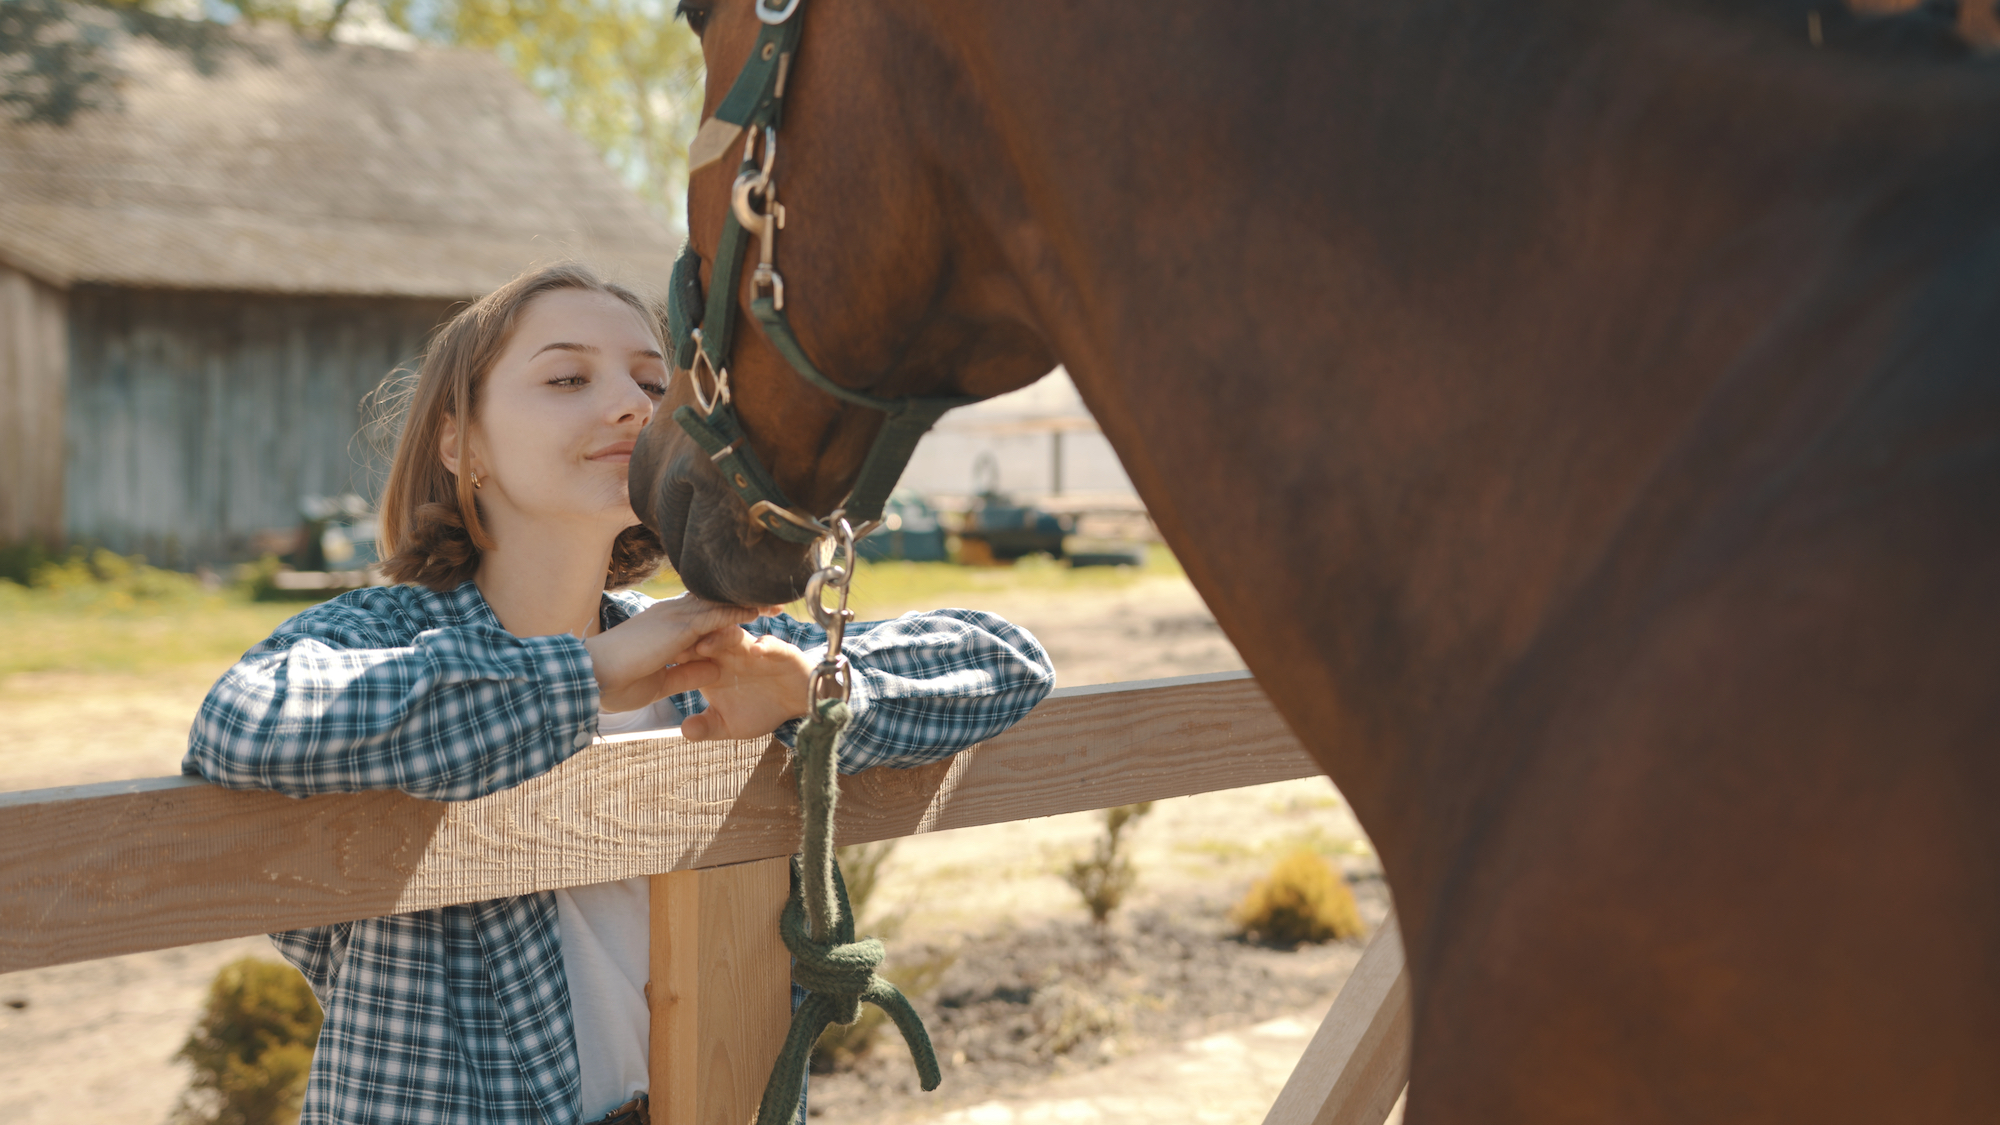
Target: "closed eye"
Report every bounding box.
[674,0,709,34]
[549,374,587,388]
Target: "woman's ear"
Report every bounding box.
[438,414,464,477]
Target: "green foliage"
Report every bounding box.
[636,545,1184,624]
[446,0,703,214]
[1232,849,1365,948]
[1064,802,1153,926]
[0,548,327,677]
[3,546,209,609]
[173,957,324,1125]
[3,0,702,215]
[0,538,59,586]
[1,0,247,125]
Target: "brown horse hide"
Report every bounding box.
[630,0,2000,1120]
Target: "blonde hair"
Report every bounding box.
[374,263,667,591]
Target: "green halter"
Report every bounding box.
[667,0,981,544]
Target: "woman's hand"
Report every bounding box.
[585,595,762,713]
[677,627,814,741]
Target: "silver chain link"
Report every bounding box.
[802,516,857,707]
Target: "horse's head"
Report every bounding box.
[631,0,1054,605]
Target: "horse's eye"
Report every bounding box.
[674,1,710,34]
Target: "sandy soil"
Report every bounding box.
[0,576,1380,1125]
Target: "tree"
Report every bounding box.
[442,0,703,214]
[2,0,704,215]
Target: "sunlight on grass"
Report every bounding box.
[636,545,1182,621]
[3,546,1182,680]
[0,551,320,678]
[0,584,313,679]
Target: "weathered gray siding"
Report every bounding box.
[0,263,67,547]
[65,287,455,565]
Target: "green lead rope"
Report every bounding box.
[756,698,941,1125]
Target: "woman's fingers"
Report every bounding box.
[657,659,720,697]
[693,627,755,660]
[678,705,726,741]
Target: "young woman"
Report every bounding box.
[184,263,1056,1125]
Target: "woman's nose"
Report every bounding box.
[610,378,653,425]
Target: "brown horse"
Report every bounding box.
[630,1,2000,1120]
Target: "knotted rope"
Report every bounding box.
[754,697,941,1125]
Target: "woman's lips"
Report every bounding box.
[588,441,636,464]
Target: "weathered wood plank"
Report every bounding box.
[1262,913,1411,1125]
[61,287,450,564]
[0,262,67,545]
[0,671,1313,972]
[649,858,792,1125]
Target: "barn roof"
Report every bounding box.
[0,18,680,299]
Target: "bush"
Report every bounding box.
[1063,803,1153,926]
[1232,849,1366,948]
[0,538,57,586]
[173,958,324,1125]
[3,545,208,611]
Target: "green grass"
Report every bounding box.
[0,551,317,678]
[637,544,1182,621]
[2,546,1182,679]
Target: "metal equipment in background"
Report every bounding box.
[855,492,951,562]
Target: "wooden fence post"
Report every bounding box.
[650,857,794,1125]
[1262,911,1411,1125]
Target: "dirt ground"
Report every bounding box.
[0,576,1382,1125]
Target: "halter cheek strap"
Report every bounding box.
[668,0,982,544]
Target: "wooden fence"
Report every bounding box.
[0,670,1409,1125]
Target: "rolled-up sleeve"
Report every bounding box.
[185,597,601,801]
[671,608,1056,772]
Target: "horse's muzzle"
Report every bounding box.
[630,419,818,607]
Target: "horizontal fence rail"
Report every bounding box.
[0,671,1314,973]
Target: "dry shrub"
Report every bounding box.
[1063,803,1153,925]
[1030,980,1127,1056]
[1232,849,1366,947]
[173,958,323,1125]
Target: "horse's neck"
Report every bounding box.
[929,0,2000,851]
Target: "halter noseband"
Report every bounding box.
[667,0,983,544]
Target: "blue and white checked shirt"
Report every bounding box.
[184,580,1055,1125]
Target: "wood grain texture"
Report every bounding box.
[61,287,453,566]
[1261,913,1411,1125]
[0,671,1312,972]
[0,262,66,544]
[651,858,791,1125]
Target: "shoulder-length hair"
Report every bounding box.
[373,262,667,591]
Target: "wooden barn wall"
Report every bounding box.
[65,287,456,566]
[0,263,68,547]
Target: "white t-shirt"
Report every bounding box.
[556,695,683,1121]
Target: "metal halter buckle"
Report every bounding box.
[734,129,788,310]
[687,333,730,416]
[803,518,859,705]
[756,0,802,24]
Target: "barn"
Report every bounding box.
[0,18,679,567]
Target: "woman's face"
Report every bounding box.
[452,288,668,538]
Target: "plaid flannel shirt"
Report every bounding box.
[184,580,1055,1125]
